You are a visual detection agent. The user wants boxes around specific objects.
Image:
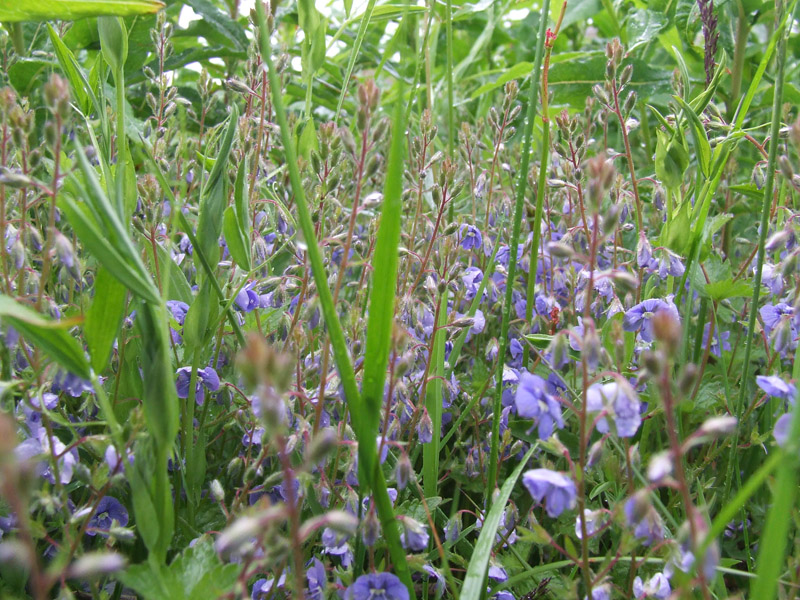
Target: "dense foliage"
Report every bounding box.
[1,0,800,599]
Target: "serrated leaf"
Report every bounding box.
[704,278,753,301]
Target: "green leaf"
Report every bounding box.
[470,62,533,100]
[673,95,711,178]
[98,17,128,73]
[47,24,96,116]
[0,296,91,380]
[197,105,238,268]
[85,268,128,374]
[223,206,251,271]
[8,58,55,96]
[704,279,754,301]
[655,128,690,190]
[0,0,164,21]
[660,199,691,254]
[462,446,537,600]
[185,0,247,52]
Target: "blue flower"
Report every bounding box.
[176,366,221,405]
[756,375,796,401]
[252,573,286,599]
[522,469,577,518]
[400,516,429,551]
[306,557,326,599]
[774,413,791,447]
[624,491,664,546]
[514,371,564,439]
[623,297,680,342]
[52,371,94,397]
[633,572,671,599]
[345,572,409,600]
[87,496,129,537]
[459,224,483,251]
[586,381,642,437]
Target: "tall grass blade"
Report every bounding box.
[253,2,414,593]
[462,445,536,600]
[486,0,550,497]
[751,8,800,597]
[334,0,377,123]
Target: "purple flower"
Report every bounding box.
[15,430,78,485]
[306,557,326,599]
[756,375,796,402]
[633,572,671,599]
[235,287,260,312]
[87,496,129,537]
[586,381,642,437]
[459,224,483,251]
[252,573,286,599]
[345,572,409,600]
[176,366,221,405]
[514,371,564,439]
[52,371,94,397]
[488,564,508,581]
[774,413,791,447]
[522,469,577,518]
[624,492,664,546]
[623,297,680,342]
[400,516,429,551]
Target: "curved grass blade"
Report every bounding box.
[462,445,537,600]
[0,0,164,21]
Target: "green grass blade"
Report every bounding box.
[749,5,799,598]
[462,445,537,600]
[0,0,163,21]
[334,0,377,123]
[254,2,414,593]
[486,0,550,497]
[423,292,446,498]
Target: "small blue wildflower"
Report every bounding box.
[522,469,577,518]
[176,366,221,405]
[345,572,409,600]
[623,297,680,342]
[87,496,129,537]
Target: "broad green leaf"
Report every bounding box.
[0,296,91,380]
[98,17,128,74]
[8,58,55,95]
[85,268,128,374]
[704,278,753,301]
[0,0,164,21]
[185,0,247,52]
[462,446,537,600]
[655,128,690,190]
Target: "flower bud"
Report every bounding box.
[210,479,225,503]
[67,552,126,580]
